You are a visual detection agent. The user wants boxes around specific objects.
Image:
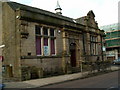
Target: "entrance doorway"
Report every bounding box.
[70,43,76,67]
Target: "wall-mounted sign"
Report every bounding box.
[44,46,49,56]
[107,51,115,56]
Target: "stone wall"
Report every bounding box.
[1,2,105,81]
[21,57,63,80]
[2,3,21,80]
[0,2,2,55]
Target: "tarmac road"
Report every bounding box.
[42,70,120,89]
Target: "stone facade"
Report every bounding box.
[0,2,105,81]
[0,2,3,54]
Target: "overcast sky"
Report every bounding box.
[10,0,119,27]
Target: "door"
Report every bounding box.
[70,43,76,67]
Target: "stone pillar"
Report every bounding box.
[75,39,81,67]
[84,32,90,61]
[14,11,22,81]
[0,2,2,47]
[86,33,90,55]
[62,31,69,73]
[0,1,3,84]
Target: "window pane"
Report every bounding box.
[50,28,54,36]
[36,36,41,55]
[44,38,48,46]
[43,27,48,35]
[44,38,49,56]
[35,25,41,35]
[51,39,55,54]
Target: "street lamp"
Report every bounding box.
[0,45,5,48]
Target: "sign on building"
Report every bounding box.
[44,46,49,56]
[107,51,115,56]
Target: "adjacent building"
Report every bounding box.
[0,1,105,81]
[100,23,120,60]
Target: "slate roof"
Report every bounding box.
[7,2,74,23]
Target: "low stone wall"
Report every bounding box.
[21,65,64,81]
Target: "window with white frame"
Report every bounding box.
[35,25,56,56]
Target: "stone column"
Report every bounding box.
[86,33,90,55]
[84,32,90,61]
[62,31,69,73]
[14,11,22,81]
[0,1,3,84]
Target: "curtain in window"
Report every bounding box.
[36,36,41,55]
[51,39,55,54]
[44,38,48,46]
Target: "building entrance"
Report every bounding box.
[70,43,76,67]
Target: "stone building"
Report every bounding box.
[0,1,105,81]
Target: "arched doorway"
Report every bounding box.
[70,43,76,67]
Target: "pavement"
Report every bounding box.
[3,65,120,89]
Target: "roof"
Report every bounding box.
[7,2,73,22]
[4,2,104,35]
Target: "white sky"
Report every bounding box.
[10,0,119,27]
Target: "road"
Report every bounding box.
[41,71,119,89]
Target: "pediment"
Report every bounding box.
[87,10,95,18]
[87,10,98,28]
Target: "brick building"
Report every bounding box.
[0,1,105,81]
